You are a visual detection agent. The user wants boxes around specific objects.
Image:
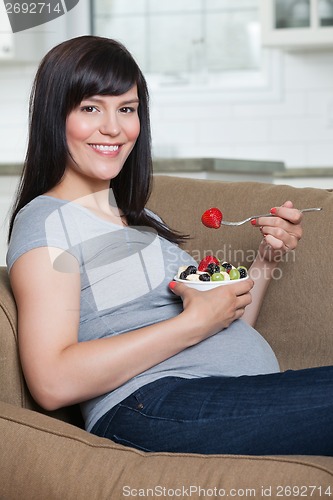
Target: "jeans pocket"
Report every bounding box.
[91,404,121,438]
[128,376,185,413]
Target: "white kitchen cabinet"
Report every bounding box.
[260,0,333,48]
[0,0,91,63]
[0,1,47,61]
[0,1,13,59]
[0,31,47,62]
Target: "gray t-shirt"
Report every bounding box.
[7,195,280,431]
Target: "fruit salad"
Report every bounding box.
[176,256,248,283]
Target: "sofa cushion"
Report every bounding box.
[1,401,332,500]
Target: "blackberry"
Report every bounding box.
[206,262,220,275]
[179,265,197,280]
[238,267,248,279]
[199,273,211,282]
[221,262,232,272]
[185,265,197,275]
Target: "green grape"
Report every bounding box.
[211,272,225,281]
[229,268,241,280]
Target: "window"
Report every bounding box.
[92,0,262,81]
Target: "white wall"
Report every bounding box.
[0,177,18,266]
[149,49,333,169]
[1,44,333,169]
[1,16,333,265]
[0,1,91,164]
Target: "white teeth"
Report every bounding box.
[91,144,119,152]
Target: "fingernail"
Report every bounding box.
[169,281,176,290]
[270,207,277,215]
[250,219,257,226]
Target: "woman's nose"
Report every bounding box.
[100,112,120,136]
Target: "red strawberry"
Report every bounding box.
[201,208,222,229]
[198,255,220,272]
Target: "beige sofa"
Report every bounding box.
[1,175,332,499]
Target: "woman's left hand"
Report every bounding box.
[251,201,303,262]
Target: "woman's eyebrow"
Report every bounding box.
[83,96,140,105]
[119,98,140,105]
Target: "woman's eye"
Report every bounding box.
[119,106,135,114]
[81,106,97,113]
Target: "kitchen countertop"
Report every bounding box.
[1,159,333,179]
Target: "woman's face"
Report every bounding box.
[65,85,140,184]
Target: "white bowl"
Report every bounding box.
[173,275,248,291]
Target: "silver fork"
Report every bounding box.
[221,207,323,226]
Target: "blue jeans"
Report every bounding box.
[91,366,333,455]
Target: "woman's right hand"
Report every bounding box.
[169,279,254,344]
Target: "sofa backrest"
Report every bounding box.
[0,175,332,421]
[148,176,333,370]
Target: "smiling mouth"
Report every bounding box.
[89,144,120,152]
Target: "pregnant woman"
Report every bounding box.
[6,36,333,456]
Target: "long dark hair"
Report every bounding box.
[8,35,186,244]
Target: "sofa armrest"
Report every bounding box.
[0,267,84,427]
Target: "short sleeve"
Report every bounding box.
[6,197,81,271]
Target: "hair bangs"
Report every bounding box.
[68,48,139,109]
